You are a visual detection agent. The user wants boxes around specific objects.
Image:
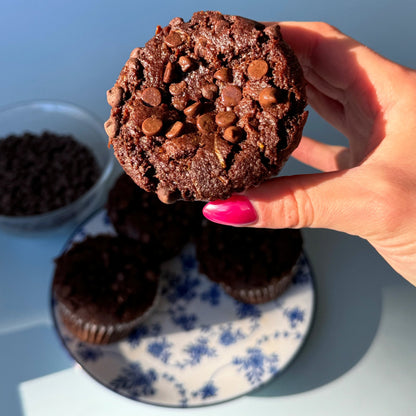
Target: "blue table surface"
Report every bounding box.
[1,1,416,415]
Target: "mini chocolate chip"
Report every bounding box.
[247,59,269,79]
[106,86,124,107]
[129,48,141,59]
[142,117,163,136]
[221,85,242,107]
[169,17,184,26]
[142,87,162,106]
[164,31,183,48]
[126,57,140,70]
[214,68,231,82]
[166,121,184,139]
[163,61,175,83]
[169,81,186,96]
[197,114,216,134]
[259,87,278,107]
[178,56,193,72]
[104,118,118,138]
[215,111,237,128]
[202,83,218,100]
[156,186,176,204]
[223,126,243,143]
[184,102,202,117]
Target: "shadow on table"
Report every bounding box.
[0,324,73,416]
[250,229,389,398]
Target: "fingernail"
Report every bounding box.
[203,195,258,226]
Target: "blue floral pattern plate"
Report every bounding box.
[52,209,315,407]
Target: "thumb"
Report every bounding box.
[203,168,376,238]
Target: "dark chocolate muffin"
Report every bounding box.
[105,11,308,203]
[106,173,204,260]
[196,221,303,304]
[53,235,160,344]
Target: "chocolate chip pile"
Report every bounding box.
[0,131,100,216]
[106,11,308,203]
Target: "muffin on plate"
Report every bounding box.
[196,221,302,304]
[105,11,307,203]
[106,173,204,260]
[52,234,160,344]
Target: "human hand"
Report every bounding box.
[203,22,416,286]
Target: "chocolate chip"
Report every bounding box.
[155,25,162,35]
[104,118,118,138]
[221,85,242,107]
[107,86,124,107]
[169,81,186,96]
[169,17,184,26]
[223,126,243,143]
[178,56,193,72]
[214,68,231,82]
[247,59,268,79]
[0,132,100,216]
[259,87,278,107]
[164,31,183,48]
[197,114,216,134]
[142,117,163,136]
[215,111,237,128]
[184,102,202,117]
[126,57,140,70]
[129,48,141,59]
[202,83,218,100]
[142,87,162,107]
[163,61,175,83]
[156,186,177,204]
[166,121,184,139]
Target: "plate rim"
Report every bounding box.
[50,208,316,408]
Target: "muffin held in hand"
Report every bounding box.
[196,221,303,304]
[106,173,204,261]
[105,10,307,203]
[52,235,160,344]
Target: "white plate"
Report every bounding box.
[51,209,315,407]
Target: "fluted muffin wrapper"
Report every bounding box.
[220,263,297,305]
[56,284,161,344]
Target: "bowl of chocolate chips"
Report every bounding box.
[0,100,114,232]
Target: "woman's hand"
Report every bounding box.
[203,22,416,286]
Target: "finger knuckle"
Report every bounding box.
[280,187,315,229]
[314,21,341,36]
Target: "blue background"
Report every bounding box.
[1,1,416,415]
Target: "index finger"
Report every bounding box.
[274,22,388,92]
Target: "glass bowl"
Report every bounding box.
[0,100,114,233]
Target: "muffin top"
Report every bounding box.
[105,11,307,203]
[53,235,159,325]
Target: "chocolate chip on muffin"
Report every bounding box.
[105,11,308,203]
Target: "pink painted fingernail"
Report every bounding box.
[202,195,258,226]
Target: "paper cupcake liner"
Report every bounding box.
[220,263,297,304]
[56,284,161,344]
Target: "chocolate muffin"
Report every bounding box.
[106,173,204,260]
[105,11,308,203]
[53,235,160,344]
[196,221,303,304]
